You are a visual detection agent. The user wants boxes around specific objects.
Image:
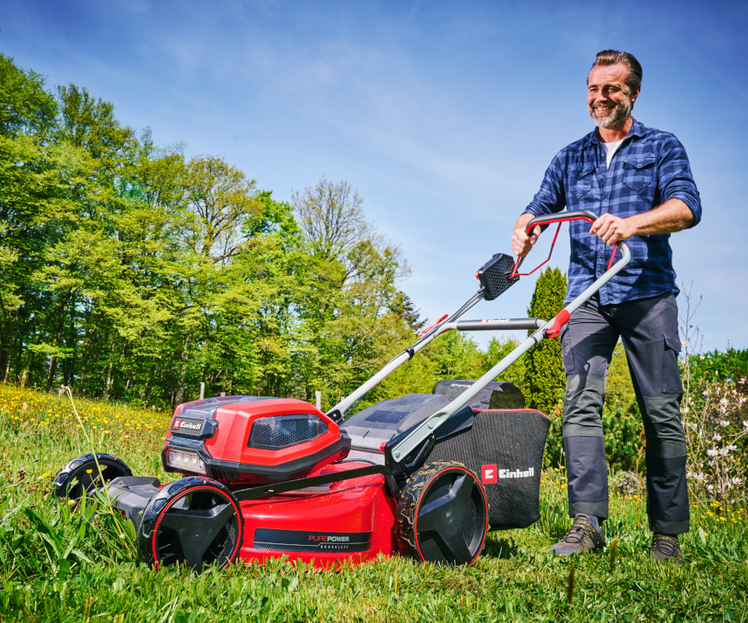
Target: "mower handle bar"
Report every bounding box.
[524,209,599,235]
[513,210,619,279]
[388,227,631,465]
[326,309,543,419]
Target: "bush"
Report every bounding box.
[602,399,644,472]
[682,376,748,505]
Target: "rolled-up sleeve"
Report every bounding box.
[658,136,702,226]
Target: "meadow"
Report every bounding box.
[1,384,747,622]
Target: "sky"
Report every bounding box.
[2,0,747,354]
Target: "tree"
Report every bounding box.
[0,54,57,139]
[523,267,566,416]
[290,177,412,406]
[0,55,72,386]
[482,337,525,390]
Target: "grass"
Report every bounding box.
[1,384,747,622]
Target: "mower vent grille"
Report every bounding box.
[248,414,326,450]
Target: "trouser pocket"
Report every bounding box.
[627,333,682,397]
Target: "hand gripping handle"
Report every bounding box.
[525,210,619,271]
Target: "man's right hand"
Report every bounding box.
[511,214,540,258]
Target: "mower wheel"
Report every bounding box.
[53,453,133,500]
[137,477,243,571]
[397,461,488,566]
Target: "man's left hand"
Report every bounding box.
[590,213,635,246]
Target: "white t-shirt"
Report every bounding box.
[603,139,624,168]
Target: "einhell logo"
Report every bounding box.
[481,464,535,484]
[171,418,203,435]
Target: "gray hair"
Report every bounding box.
[590,50,643,94]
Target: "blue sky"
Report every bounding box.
[2,0,747,353]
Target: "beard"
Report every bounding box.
[589,95,633,130]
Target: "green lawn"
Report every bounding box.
[1,385,746,622]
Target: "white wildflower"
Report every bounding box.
[712,434,722,442]
[720,420,730,427]
[731,477,742,485]
[707,448,718,457]
[727,444,737,451]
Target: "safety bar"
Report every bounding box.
[389,233,630,464]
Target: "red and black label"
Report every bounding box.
[253,528,371,553]
[170,417,204,437]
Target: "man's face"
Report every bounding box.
[587,62,639,130]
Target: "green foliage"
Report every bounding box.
[0,53,58,138]
[602,399,645,472]
[0,55,417,410]
[687,347,748,384]
[523,267,566,416]
[481,337,525,390]
[369,331,486,404]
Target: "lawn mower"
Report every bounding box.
[53,210,630,571]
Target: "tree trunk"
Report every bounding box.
[173,332,192,406]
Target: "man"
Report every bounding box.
[511,50,701,562]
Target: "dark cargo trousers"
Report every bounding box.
[561,292,690,534]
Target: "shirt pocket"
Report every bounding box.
[570,163,595,200]
[622,154,656,194]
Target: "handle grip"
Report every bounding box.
[525,209,599,235]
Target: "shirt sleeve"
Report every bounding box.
[524,151,568,217]
[658,135,702,226]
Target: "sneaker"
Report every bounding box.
[550,514,606,556]
[650,533,684,563]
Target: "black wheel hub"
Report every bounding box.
[139,477,243,571]
[397,461,488,565]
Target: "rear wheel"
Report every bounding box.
[397,461,488,566]
[137,477,243,571]
[53,453,132,500]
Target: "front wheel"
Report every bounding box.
[137,477,244,572]
[397,461,488,566]
[53,453,133,500]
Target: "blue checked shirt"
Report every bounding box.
[524,119,701,305]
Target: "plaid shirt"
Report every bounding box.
[524,119,701,305]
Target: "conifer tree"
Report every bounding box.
[524,266,567,416]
